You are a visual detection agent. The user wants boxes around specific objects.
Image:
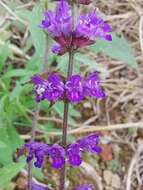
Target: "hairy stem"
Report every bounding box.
[27,103,40,190]
[59,1,77,189]
[59,53,73,189]
[59,50,74,190]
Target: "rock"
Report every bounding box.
[106,186,114,190]
[103,170,113,185]
[83,102,91,108]
[111,174,121,189]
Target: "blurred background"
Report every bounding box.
[0,0,143,190]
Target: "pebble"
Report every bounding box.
[111,174,121,189]
[103,170,113,185]
[104,170,121,189]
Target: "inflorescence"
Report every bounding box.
[18,0,113,189]
[18,134,101,169]
[32,72,106,103]
[40,0,112,55]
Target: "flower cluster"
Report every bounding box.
[32,72,105,103]
[18,134,101,169]
[41,1,112,55]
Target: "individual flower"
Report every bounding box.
[83,72,106,99]
[40,1,112,55]
[20,141,50,168]
[32,75,49,102]
[65,75,84,103]
[66,143,82,166]
[77,134,102,154]
[41,1,72,41]
[74,184,93,190]
[46,73,64,102]
[31,73,64,102]
[75,12,112,42]
[48,144,65,169]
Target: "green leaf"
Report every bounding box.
[107,160,121,173]
[75,53,109,77]
[0,42,11,71]
[32,167,44,181]
[10,82,23,101]
[26,53,42,71]
[0,163,25,188]
[90,33,138,69]
[57,52,109,78]
[39,122,60,133]
[53,102,80,126]
[7,127,23,151]
[3,69,33,79]
[21,5,46,56]
[0,141,7,148]
[0,127,23,165]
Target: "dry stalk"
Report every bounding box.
[81,162,103,190]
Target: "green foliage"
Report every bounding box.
[0,127,23,165]
[53,102,81,126]
[2,69,33,79]
[0,43,11,71]
[107,160,121,173]
[90,33,138,69]
[0,163,25,188]
[57,52,109,79]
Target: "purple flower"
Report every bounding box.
[22,141,50,168]
[31,182,51,190]
[41,1,72,38]
[83,72,106,99]
[17,133,101,169]
[77,134,102,154]
[67,143,82,166]
[76,12,112,42]
[40,1,112,55]
[31,74,64,102]
[31,75,49,102]
[65,75,84,103]
[48,144,65,169]
[46,73,64,102]
[18,142,65,169]
[74,184,93,190]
